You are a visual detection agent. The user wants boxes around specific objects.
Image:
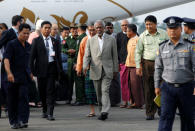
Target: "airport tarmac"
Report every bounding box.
[0,102,180,131]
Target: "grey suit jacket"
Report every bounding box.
[83,33,118,80]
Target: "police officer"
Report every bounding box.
[154,16,195,131]
[183,17,195,43]
[61,23,78,104]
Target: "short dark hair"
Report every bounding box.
[145,15,157,24]
[105,22,113,27]
[185,24,195,30]
[12,15,24,26]
[18,23,31,32]
[41,21,52,28]
[79,26,87,31]
[127,24,137,33]
[0,23,8,30]
[62,26,70,32]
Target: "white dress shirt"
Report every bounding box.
[98,33,105,52]
[42,35,55,62]
[12,27,18,36]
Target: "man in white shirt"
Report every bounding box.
[83,20,118,120]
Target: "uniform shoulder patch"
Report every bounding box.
[159,40,168,46]
[183,38,194,44]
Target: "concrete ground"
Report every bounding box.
[0,103,180,131]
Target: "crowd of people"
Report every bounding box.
[0,14,194,131]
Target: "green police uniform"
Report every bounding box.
[74,32,87,104]
[62,35,77,102]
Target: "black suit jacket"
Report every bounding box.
[30,35,62,78]
[0,28,17,49]
[0,28,17,73]
[116,32,129,64]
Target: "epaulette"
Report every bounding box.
[159,40,169,46]
[191,38,195,44]
[183,38,194,44]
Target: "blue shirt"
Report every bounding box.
[154,38,195,88]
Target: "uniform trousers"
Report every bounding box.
[75,73,85,103]
[158,81,195,131]
[67,58,75,102]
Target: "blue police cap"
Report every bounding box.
[163,16,183,28]
[183,17,195,27]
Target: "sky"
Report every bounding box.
[129,1,195,23]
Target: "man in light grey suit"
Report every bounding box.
[83,20,118,120]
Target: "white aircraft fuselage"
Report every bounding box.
[0,0,194,28]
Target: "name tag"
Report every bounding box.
[177,50,189,53]
[162,50,169,53]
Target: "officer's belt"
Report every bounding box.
[165,81,193,88]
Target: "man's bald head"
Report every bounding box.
[52,23,58,28]
[121,19,129,32]
[51,23,59,37]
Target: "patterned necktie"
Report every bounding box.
[45,38,49,56]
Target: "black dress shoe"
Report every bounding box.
[42,113,48,118]
[146,115,154,120]
[47,115,55,121]
[19,121,28,128]
[98,112,108,121]
[11,124,19,129]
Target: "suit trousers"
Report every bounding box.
[7,82,29,125]
[37,62,56,115]
[142,59,157,116]
[93,68,112,113]
[109,73,121,106]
